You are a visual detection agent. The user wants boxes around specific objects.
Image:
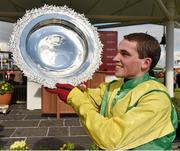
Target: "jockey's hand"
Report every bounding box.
[45,83,75,102]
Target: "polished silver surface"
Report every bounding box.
[10,5,103,88]
[22,19,87,76]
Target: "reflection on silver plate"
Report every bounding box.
[9,5,103,88]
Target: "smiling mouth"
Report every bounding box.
[116,63,123,68]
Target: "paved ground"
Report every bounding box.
[0,104,92,150]
[0,104,180,150]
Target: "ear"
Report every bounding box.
[141,58,152,70]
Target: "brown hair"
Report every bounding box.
[124,33,161,70]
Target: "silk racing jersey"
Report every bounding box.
[67,73,178,150]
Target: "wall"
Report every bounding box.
[27,81,41,110]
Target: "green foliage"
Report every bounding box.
[8,139,99,150]
[9,140,28,150]
[0,82,14,95]
[89,143,100,150]
[60,142,75,150]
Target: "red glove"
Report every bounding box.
[45,83,74,102]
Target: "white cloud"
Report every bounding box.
[0,21,13,51]
[99,24,180,68]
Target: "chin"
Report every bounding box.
[115,72,124,78]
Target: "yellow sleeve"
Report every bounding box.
[67,90,174,150]
[76,82,107,111]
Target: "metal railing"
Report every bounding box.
[12,85,27,104]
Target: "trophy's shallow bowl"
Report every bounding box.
[21,16,88,77]
[10,5,103,88]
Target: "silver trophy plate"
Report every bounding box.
[10,5,103,88]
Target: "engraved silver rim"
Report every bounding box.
[9,5,103,88]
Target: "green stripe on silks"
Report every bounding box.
[100,80,115,117]
[132,90,178,150]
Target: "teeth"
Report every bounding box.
[117,63,123,67]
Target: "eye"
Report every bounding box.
[120,50,130,56]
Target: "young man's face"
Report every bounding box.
[113,39,150,79]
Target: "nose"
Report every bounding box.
[113,53,120,62]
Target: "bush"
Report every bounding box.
[60,142,75,150]
[0,81,14,95]
[9,140,28,150]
